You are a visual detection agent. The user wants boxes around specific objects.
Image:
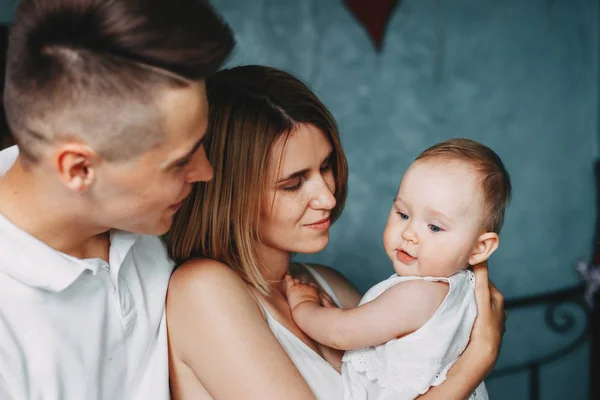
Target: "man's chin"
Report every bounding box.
[123,219,173,237]
[153,221,174,237]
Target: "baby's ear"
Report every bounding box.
[468,232,499,266]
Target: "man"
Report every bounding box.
[0,0,234,398]
[0,26,13,151]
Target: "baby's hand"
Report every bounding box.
[319,290,337,308]
[284,274,321,311]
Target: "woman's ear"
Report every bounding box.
[468,232,499,266]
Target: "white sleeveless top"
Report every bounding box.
[260,304,342,399]
[258,264,342,399]
[341,270,489,400]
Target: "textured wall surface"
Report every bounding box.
[0,0,14,24]
[0,0,595,398]
[212,0,596,398]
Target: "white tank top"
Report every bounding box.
[259,264,343,399]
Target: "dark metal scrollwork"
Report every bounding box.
[488,284,589,400]
[546,300,578,333]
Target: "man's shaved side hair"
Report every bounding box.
[4,0,234,162]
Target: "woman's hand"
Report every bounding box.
[469,261,506,374]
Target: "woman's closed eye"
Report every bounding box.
[281,158,331,192]
[282,176,305,192]
[174,158,191,169]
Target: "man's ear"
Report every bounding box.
[468,232,499,266]
[54,143,98,192]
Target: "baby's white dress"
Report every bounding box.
[341,270,489,400]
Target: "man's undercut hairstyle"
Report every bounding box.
[416,138,512,234]
[4,0,234,162]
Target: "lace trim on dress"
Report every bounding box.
[342,347,456,395]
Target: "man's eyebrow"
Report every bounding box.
[164,136,206,169]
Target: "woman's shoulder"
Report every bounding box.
[168,258,256,308]
[166,258,266,347]
[171,257,244,286]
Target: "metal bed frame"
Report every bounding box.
[487,283,591,400]
[488,161,600,400]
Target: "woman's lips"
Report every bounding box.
[396,249,416,264]
[304,217,331,231]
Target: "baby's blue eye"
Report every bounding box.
[429,224,441,233]
[397,212,409,220]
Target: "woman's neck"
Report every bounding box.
[255,243,293,294]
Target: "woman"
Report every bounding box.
[165,65,505,399]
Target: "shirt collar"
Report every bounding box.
[0,145,18,174]
[0,212,91,292]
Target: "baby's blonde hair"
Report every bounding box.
[416,138,511,233]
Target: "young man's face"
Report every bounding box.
[90,81,213,235]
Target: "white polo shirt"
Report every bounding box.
[0,146,175,399]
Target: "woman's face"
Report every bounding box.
[258,123,336,258]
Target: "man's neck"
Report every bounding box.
[0,158,111,261]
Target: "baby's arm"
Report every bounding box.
[285,274,449,351]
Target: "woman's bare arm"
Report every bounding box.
[167,259,316,400]
[416,262,505,399]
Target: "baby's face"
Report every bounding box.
[383,159,484,277]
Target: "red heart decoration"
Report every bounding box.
[344,0,400,51]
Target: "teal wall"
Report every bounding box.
[212,0,596,398]
[0,0,594,398]
[0,0,14,24]
[214,0,598,297]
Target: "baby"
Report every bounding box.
[285,138,511,400]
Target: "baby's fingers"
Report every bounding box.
[319,291,335,308]
[284,273,296,294]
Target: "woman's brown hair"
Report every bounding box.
[167,65,348,295]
